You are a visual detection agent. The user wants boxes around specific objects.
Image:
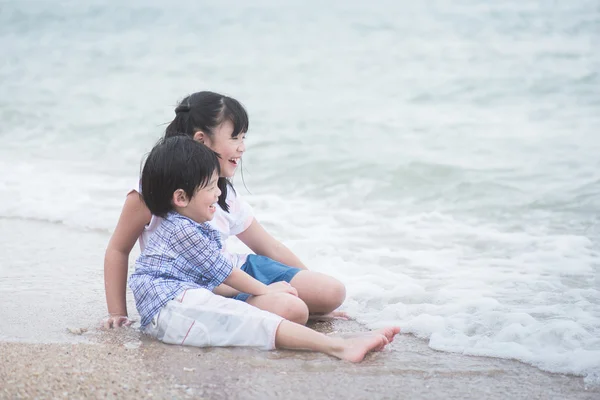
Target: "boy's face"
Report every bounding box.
[177,172,221,223]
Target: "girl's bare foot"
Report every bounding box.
[308,311,351,322]
[330,334,389,363]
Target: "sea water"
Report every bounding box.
[0,0,598,383]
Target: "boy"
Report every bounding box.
[129,136,399,361]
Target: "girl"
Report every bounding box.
[104,91,347,328]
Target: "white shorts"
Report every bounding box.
[143,288,283,350]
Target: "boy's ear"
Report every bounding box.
[172,189,189,208]
[193,130,206,144]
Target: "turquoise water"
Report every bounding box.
[0,0,599,382]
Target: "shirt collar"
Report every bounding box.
[166,211,219,235]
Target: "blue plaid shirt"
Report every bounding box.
[129,212,233,328]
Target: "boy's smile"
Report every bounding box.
[175,172,221,223]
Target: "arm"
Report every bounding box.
[236,218,309,270]
[212,284,241,298]
[223,268,268,296]
[224,268,297,297]
[172,223,296,298]
[104,191,151,326]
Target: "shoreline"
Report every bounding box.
[2,320,598,400]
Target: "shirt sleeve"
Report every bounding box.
[169,223,233,287]
[229,192,255,236]
[129,178,142,195]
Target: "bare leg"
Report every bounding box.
[275,321,400,363]
[245,292,310,325]
[289,271,346,314]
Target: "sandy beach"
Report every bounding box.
[1,219,598,399]
[2,319,598,400]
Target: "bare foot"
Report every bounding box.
[373,326,401,343]
[336,326,401,344]
[308,311,351,322]
[330,334,389,363]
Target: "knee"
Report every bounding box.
[271,293,309,325]
[291,271,347,314]
[323,278,346,311]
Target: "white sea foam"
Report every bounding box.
[260,201,600,381]
[214,191,600,381]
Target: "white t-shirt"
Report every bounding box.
[132,183,254,269]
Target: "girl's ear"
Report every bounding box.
[193,130,206,143]
[172,189,189,208]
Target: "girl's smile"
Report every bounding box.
[197,120,246,178]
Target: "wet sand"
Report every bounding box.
[1,319,598,400]
[1,219,598,399]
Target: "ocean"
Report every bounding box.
[0,0,598,384]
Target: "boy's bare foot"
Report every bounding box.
[330,334,389,363]
[333,326,401,345]
[373,326,401,343]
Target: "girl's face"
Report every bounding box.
[197,120,246,178]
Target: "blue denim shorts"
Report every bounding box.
[234,254,302,302]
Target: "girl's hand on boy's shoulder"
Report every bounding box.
[103,315,134,329]
[266,281,298,297]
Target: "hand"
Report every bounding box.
[103,314,133,329]
[265,281,298,297]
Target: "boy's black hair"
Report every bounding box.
[141,136,221,218]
